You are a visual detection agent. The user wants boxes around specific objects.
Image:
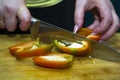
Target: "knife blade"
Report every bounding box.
[30,17,120,62]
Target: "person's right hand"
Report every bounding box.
[0,0,31,32]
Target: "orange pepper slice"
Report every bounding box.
[87,34,101,41]
[77,28,93,37]
[54,40,92,56]
[33,52,73,69]
[77,28,101,41]
[9,41,53,58]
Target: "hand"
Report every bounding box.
[0,0,31,32]
[74,0,120,41]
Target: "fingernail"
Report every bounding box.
[74,25,79,33]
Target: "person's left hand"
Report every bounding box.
[74,0,120,41]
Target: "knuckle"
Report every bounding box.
[22,17,31,24]
[4,5,13,13]
[106,17,113,23]
[94,27,106,34]
[4,4,17,14]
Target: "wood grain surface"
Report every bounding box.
[0,34,120,80]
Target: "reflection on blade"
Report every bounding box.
[31,20,120,62]
[90,42,120,62]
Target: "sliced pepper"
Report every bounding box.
[9,41,53,58]
[33,52,74,69]
[77,27,93,37]
[54,40,93,56]
[77,28,101,41]
[87,34,101,41]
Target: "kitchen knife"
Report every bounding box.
[30,17,120,62]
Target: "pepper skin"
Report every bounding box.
[33,52,74,69]
[77,28,93,37]
[54,40,92,56]
[87,34,101,41]
[77,28,101,41]
[9,41,53,58]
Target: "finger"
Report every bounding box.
[74,0,86,32]
[93,5,113,34]
[0,15,5,29]
[88,15,100,30]
[88,20,99,30]
[17,6,31,31]
[5,13,17,32]
[0,22,5,29]
[100,11,120,41]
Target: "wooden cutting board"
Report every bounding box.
[0,34,120,80]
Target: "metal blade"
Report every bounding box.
[30,18,120,62]
[30,17,40,40]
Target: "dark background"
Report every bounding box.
[0,0,120,34]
